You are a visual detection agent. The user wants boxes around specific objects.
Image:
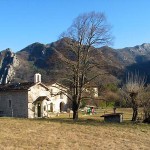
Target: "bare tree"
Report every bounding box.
[55,12,112,120]
[122,73,146,121]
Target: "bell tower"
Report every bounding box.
[34,73,41,83]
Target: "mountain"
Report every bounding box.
[0,39,150,84]
[117,43,150,65]
[117,43,150,82]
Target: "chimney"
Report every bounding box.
[34,73,41,83]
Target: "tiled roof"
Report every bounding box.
[0,82,35,91]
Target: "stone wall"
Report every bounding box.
[0,90,28,117]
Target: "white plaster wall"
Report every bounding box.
[28,83,50,118]
[93,87,98,97]
[28,84,49,103]
[28,83,68,118]
[48,83,68,112]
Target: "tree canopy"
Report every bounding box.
[56,11,113,120]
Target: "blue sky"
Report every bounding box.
[0,0,150,52]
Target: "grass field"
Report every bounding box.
[0,108,150,150]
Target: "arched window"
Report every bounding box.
[8,100,12,108]
[60,92,63,99]
[50,103,53,112]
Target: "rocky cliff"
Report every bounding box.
[0,49,20,84]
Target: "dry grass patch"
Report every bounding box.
[0,116,150,150]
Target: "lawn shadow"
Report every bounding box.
[30,117,141,127]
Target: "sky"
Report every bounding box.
[0,0,150,52]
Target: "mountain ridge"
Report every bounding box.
[0,39,150,84]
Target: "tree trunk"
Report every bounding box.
[73,110,78,120]
[130,94,138,122]
[132,106,138,121]
[143,115,150,123]
[143,109,150,123]
[72,97,79,121]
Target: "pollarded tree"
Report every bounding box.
[55,12,112,120]
[122,73,146,121]
[140,85,150,123]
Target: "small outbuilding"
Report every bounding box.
[101,113,123,123]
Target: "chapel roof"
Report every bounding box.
[0,81,66,92]
[0,82,35,91]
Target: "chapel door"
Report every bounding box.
[37,103,41,117]
[60,102,64,112]
[50,103,53,112]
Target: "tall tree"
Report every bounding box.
[55,12,112,120]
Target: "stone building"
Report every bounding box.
[0,73,68,118]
